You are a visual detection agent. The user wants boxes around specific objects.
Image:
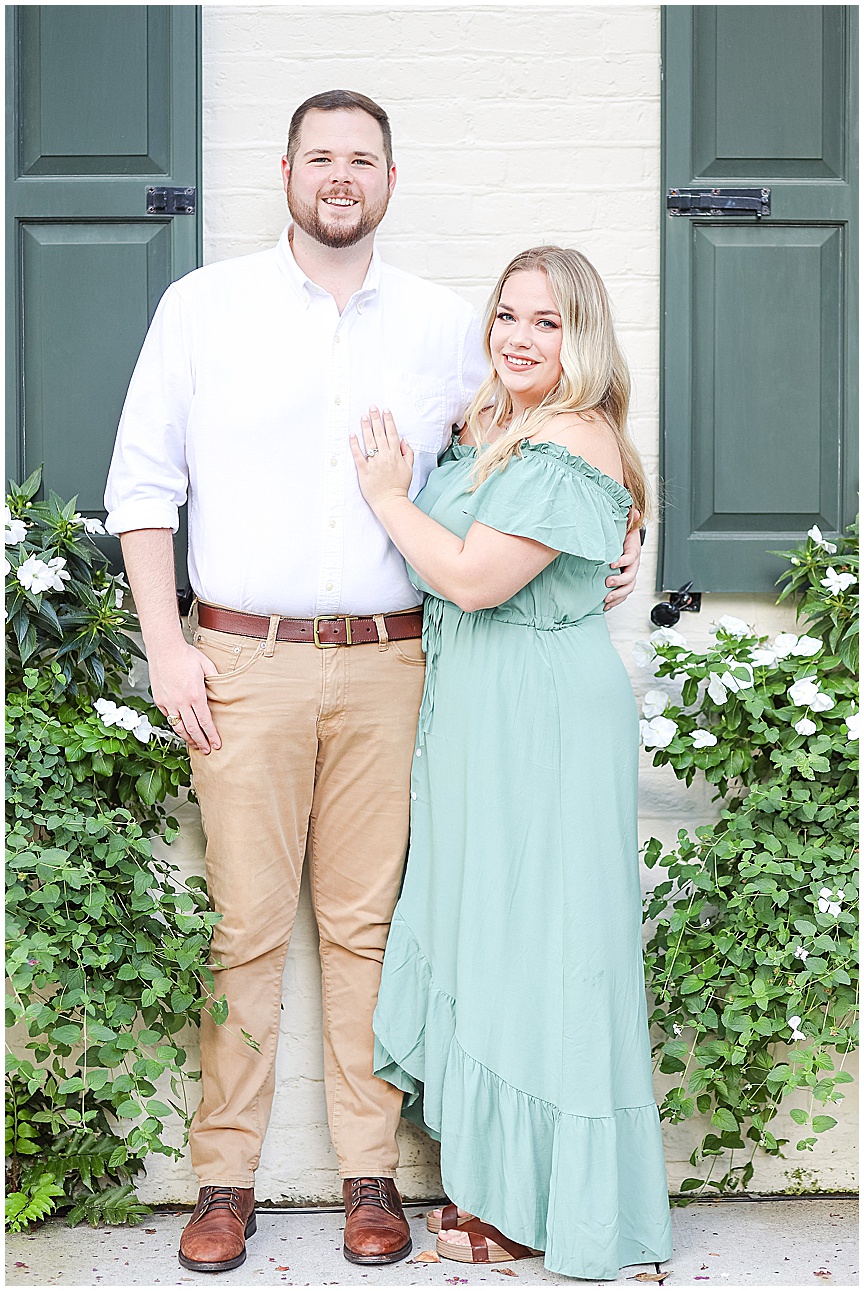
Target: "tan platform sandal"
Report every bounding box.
[426,1201,475,1234]
[436,1216,543,1264]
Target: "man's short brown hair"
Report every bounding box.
[286,90,393,170]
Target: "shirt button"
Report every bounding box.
[415,749,422,757]
[334,335,341,344]
[411,792,417,800]
[326,581,334,591]
[330,457,338,467]
[334,396,341,406]
[329,519,336,529]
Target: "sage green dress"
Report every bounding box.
[372,440,672,1282]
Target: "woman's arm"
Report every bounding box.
[351,407,558,612]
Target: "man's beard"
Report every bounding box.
[287,179,390,249]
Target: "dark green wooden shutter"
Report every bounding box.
[6,5,201,576]
[659,6,858,593]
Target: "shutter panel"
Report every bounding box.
[659,6,857,593]
[6,5,201,582]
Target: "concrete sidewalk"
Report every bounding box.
[6,1198,857,1289]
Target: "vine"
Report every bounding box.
[5,471,222,1229]
[638,523,858,1194]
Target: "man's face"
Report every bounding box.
[282,108,396,249]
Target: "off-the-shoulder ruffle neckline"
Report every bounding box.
[447,437,633,511]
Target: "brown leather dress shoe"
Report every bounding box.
[342,1177,412,1265]
[178,1186,256,1273]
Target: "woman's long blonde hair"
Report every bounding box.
[464,245,649,525]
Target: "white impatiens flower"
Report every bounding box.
[807,525,837,554]
[632,639,657,668]
[845,712,860,741]
[127,658,150,690]
[672,1023,683,1037]
[691,729,718,748]
[650,626,688,648]
[788,676,833,711]
[817,887,843,917]
[793,947,809,963]
[18,554,72,594]
[707,673,728,705]
[721,660,754,693]
[791,635,822,657]
[750,646,779,667]
[640,715,678,749]
[794,716,818,736]
[94,698,156,743]
[44,557,71,592]
[772,633,800,659]
[74,512,106,535]
[94,698,120,725]
[4,506,28,545]
[113,572,130,609]
[642,689,671,719]
[712,614,752,638]
[132,715,155,743]
[788,1015,806,1041]
[821,567,857,595]
[115,705,144,731]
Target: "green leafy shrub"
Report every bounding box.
[637,523,858,1195]
[5,471,222,1228]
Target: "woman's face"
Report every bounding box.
[489,269,564,411]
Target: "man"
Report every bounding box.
[105,90,642,1274]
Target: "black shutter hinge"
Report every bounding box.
[146,186,197,215]
[667,187,770,218]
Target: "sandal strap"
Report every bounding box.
[456,1217,537,1261]
[468,1229,489,1263]
[440,1203,461,1230]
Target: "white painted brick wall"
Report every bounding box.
[137,5,857,1203]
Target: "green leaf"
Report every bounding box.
[145,1100,173,1118]
[710,1108,739,1133]
[812,1116,838,1134]
[114,1099,142,1120]
[135,769,164,805]
[209,996,229,1027]
[788,1108,808,1125]
[50,1025,81,1047]
[679,1178,705,1191]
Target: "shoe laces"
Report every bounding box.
[349,1177,391,1212]
[199,1186,241,1217]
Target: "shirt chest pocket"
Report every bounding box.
[380,376,447,454]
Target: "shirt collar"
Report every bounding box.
[276,225,381,308]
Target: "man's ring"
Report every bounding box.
[366,448,379,458]
[167,713,182,726]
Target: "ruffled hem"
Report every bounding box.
[446,437,633,513]
[373,915,672,1282]
[446,439,630,564]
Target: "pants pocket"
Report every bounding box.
[193,628,266,680]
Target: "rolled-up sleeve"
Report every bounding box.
[104,284,193,535]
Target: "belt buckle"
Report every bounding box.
[313,614,352,648]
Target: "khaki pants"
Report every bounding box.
[187,617,426,1187]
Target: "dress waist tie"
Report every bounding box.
[416,596,444,746]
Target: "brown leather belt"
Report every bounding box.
[197,602,424,649]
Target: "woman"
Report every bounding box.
[350,246,672,1282]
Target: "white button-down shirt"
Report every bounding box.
[105,228,487,616]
